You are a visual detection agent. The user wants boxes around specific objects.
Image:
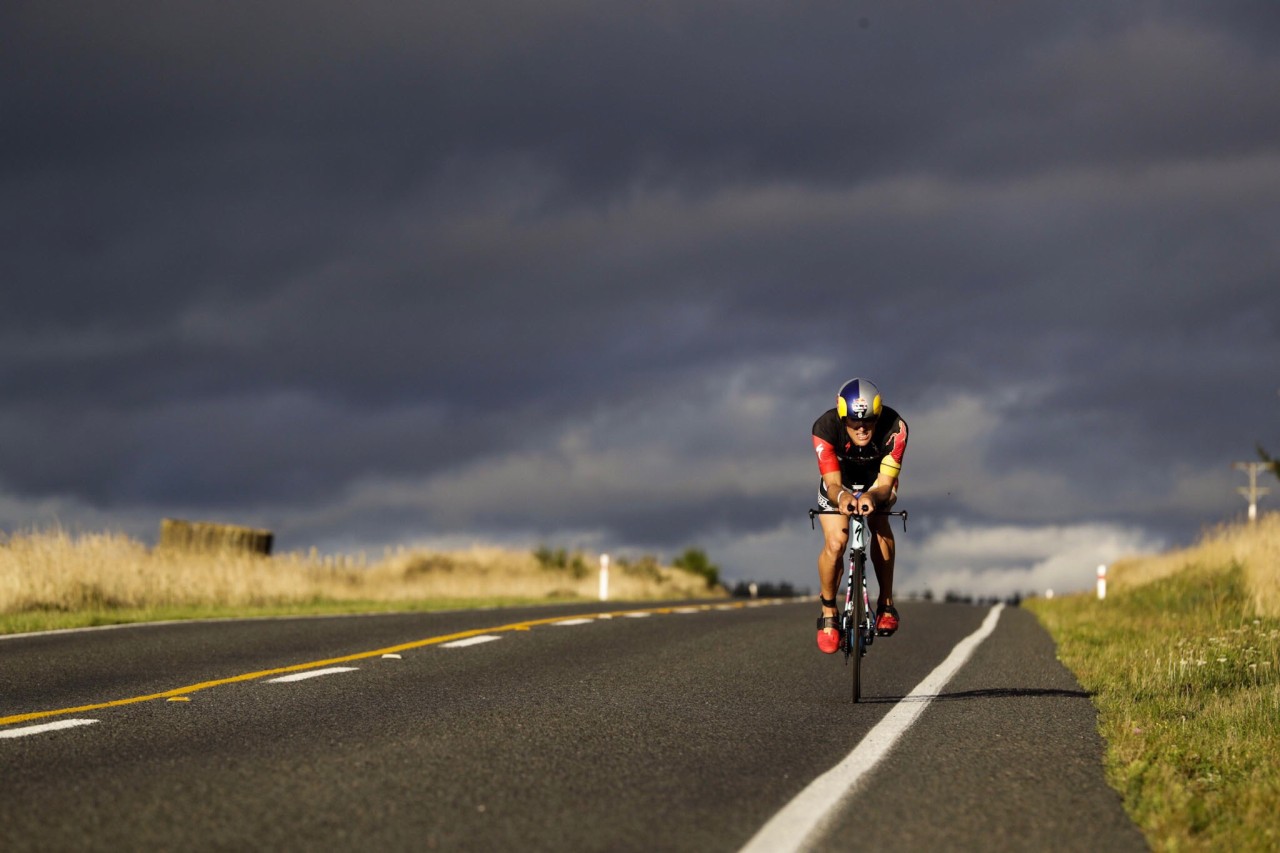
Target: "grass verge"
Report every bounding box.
[0,529,726,636]
[1026,527,1280,850]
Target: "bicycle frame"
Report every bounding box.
[810,505,908,702]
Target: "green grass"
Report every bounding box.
[0,596,578,636]
[1027,563,1280,851]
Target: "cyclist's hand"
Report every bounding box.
[856,491,876,515]
[837,489,856,516]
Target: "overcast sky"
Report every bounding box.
[4,1,1278,597]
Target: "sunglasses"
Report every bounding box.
[846,416,878,429]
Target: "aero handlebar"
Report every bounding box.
[808,507,908,531]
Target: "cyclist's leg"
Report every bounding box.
[870,487,898,609]
[816,510,849,652]
[869,514,896,608]
[817,511,848,618]
[816,480,849,614]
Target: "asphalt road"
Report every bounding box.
[0,600,1146,851]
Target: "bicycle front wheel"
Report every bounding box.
[851,554,866,702]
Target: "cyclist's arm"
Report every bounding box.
[861,416,906,512]
[860,472,898,512]
[813,431,854,514]
[822,470,856,514]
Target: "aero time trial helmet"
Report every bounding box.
[837,378,882,420]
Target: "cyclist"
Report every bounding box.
[811,377,908,653]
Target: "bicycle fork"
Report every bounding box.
[842,561,874,662]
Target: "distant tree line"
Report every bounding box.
[671,548,720,589]
[531,545,723,589]
[723,584,1025,604]
[905,589,1024,607]
[941,590,1024,607]
[532,546,590,578]
[729,580,803,598]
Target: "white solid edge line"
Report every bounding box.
[1,719,100,739]
[441,635,502,649]
[266,666,359,683]
[739,604,1006,853]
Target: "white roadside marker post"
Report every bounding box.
[599,553,610,602]
[1097,564,1107,601]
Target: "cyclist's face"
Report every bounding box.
[845,416,877,445]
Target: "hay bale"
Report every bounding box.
[159,518,274,556]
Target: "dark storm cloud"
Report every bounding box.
[3,2,1279,586]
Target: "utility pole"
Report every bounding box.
[1232,461,1270,522]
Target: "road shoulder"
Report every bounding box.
[815,605,1147,851]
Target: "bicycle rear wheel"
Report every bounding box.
[851,554,866,702]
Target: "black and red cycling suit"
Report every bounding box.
[811,406,908,509]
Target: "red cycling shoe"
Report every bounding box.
[875,604,900,636]
[816,615,841,654]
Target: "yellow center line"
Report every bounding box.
[0,601,751,727]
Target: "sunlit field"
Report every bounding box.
[1109,512,1280,618]
[1027,512,1280,851]
[0,529,724,634]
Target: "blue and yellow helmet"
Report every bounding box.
[837,378,882,420]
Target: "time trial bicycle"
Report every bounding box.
[809,505,908,702]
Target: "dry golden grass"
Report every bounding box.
[1110,512,1280,617]
[0,528,722,620]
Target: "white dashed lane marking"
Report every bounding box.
[266,667,359,683]
[553,618,595,626]
[0,719,99,739]
[441,635,502,649]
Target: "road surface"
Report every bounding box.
[0,599,1145,851]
